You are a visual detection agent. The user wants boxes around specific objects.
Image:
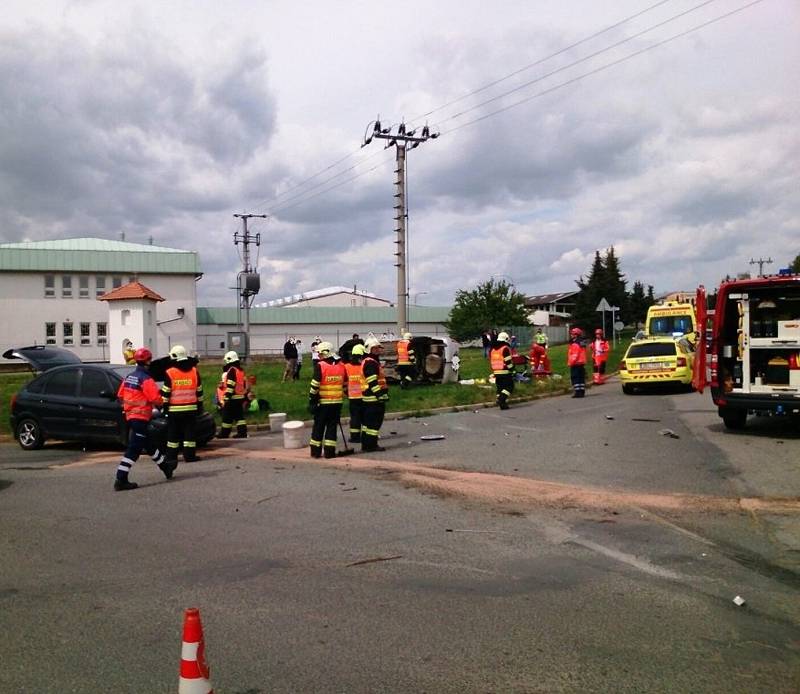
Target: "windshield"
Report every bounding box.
[648,315,693,337]
[627,342,677,359]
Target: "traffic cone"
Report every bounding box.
[179,608,214,694]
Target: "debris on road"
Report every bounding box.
[732,595,746,607]
[632,418,661,422]
[658,428,680,439]
[346,555,403,568]
[445,528,507,534]
[420,435,446,441]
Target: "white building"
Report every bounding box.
[0,238,201,361]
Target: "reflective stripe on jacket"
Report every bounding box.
[117,366,162,421]
[345,362,364,399]
[397,339,414,365]
[224,365,247,400]
[592,339,610,364]
[361,356,388,402]
[490,346,512,374]
[163,366,202,412]
[315,360,346,404]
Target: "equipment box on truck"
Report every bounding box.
[693,272,800,429]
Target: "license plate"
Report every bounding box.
[638,361,666,370]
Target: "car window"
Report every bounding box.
[627,342,676,359]
[43,370,79,396]
[26,375,46,394]
[80,369,111,398]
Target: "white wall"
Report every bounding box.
[0,271,197,361]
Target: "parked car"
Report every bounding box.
[6,348,215,451]
[618,337,695,394]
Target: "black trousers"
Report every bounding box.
[397,364,416,387]
[361,400,386,451]
[166,411,198,462]
[494,373,514,408]
[310,403,342,458]
[219,398,246,437]
[570,365,586,397]
[347,398,363,442]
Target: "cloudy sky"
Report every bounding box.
[1,0,798,307]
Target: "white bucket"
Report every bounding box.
[269,412,287,431]
[282,421,306,449]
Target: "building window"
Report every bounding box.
[96,275,106,297]
[61,275,72,298]
[112,276,123,289]
[97,322,108,345]
[45,322,56,345]
[121,309,130,326]
[80,322,91,345]
[44,275,55,298]
[79,276,89,299]
[63,322,74,345]
[147,309,153,325]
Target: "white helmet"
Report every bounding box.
[317,341,334,357]
[364,336,382,352]
[224,350,239,365]
[403,332,412,340]
[497,331,510,343]
[169,345,189,361]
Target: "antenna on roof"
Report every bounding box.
[148,236,153,245]
[120,232,125,241]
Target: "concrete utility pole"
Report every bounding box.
[233,213,267,356]
[749,257,773,277]
[362,117,437,335]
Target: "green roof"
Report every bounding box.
[197,305,451,325]
[0,237,201,274]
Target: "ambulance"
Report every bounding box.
[644,301,697,343]
[692,271,800,429]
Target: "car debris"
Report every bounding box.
[632,418,661,422]
[346,555,403,567]
[605,415,615,420]
[420,434,446,441]
[732,595,746,607]
[658,428,680,439]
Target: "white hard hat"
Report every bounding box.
[169,345,189,361]
[317,341,334,357]
[497,331,510,343]
[224,350,239,364]
[364,336,382,351]
[403,332,412,340]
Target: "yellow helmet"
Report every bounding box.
[169,345,189,361]
[224,350,239,365]
[351,343,366,356]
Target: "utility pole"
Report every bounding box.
[362,117,437,335]
[233,213,267,358]
[749,257,773,277]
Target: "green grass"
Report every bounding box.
[0,340,630,438]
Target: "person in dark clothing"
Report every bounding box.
[282,338,298,382]
[489,331,515,410]
[360,336,389,452]
[308,341,347,459]
[218,350,248,438]
[161,345,204,464]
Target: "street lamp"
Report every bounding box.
[412,291,428,305]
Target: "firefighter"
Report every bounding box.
[490,331,515,410]
[345,343,366,443]
[360,336,389,452]
[161,345,204,464]
[591,329,610,385]
[567,328,588,398]
[396,331,416,388]
[218,350,248,438]
[114,347,171,491]
[308,341,347,459]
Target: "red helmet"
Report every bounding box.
[133,347,152,363]
[570,328,583,338]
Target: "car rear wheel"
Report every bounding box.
[17,418,45,450]
[720,407,747,430]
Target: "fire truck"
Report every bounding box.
[692,271,800,429]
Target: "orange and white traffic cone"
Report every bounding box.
[179,608,214,694]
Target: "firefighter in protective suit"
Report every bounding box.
[490,331,515,410]
[114,347,172,491]
[308,341,347,458]
[345,343,366,443]
[218,350,249,438]
[396,331,416,389]
[360,336,389,452]
[161,345,204,464]
[591,329,610,385]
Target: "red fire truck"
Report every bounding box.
[692,271,800,429]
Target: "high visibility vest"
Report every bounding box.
[225,366,247,399]
[397,339,412,365]
[535,332,548,345]
[361,356,387,402]
[345,362,364,399]
[117,367,162,421]
[318,360,346,404]
[165,366,200,412]
[490,347,509,374]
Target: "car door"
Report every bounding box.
[37,368,81,439]
[78,368,125,444]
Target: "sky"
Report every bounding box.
[1,0,798,308]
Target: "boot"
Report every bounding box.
[158,461,176,480]
[362,445,385,453]
[114,478,138,491]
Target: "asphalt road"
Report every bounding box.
[1,381,798,693]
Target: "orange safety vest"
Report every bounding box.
[490,346,509,374]
[165,366,200,412]
[361,356,387,402]
[344,362,364,399]
[318,360,346,404]
[117,367,162,421]
[225,366,247,399]
[397,339,412,365]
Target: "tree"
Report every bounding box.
[446,279,529,342]
[627,281,649,326]
[790,253,800,274]
[572,247,628,330]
